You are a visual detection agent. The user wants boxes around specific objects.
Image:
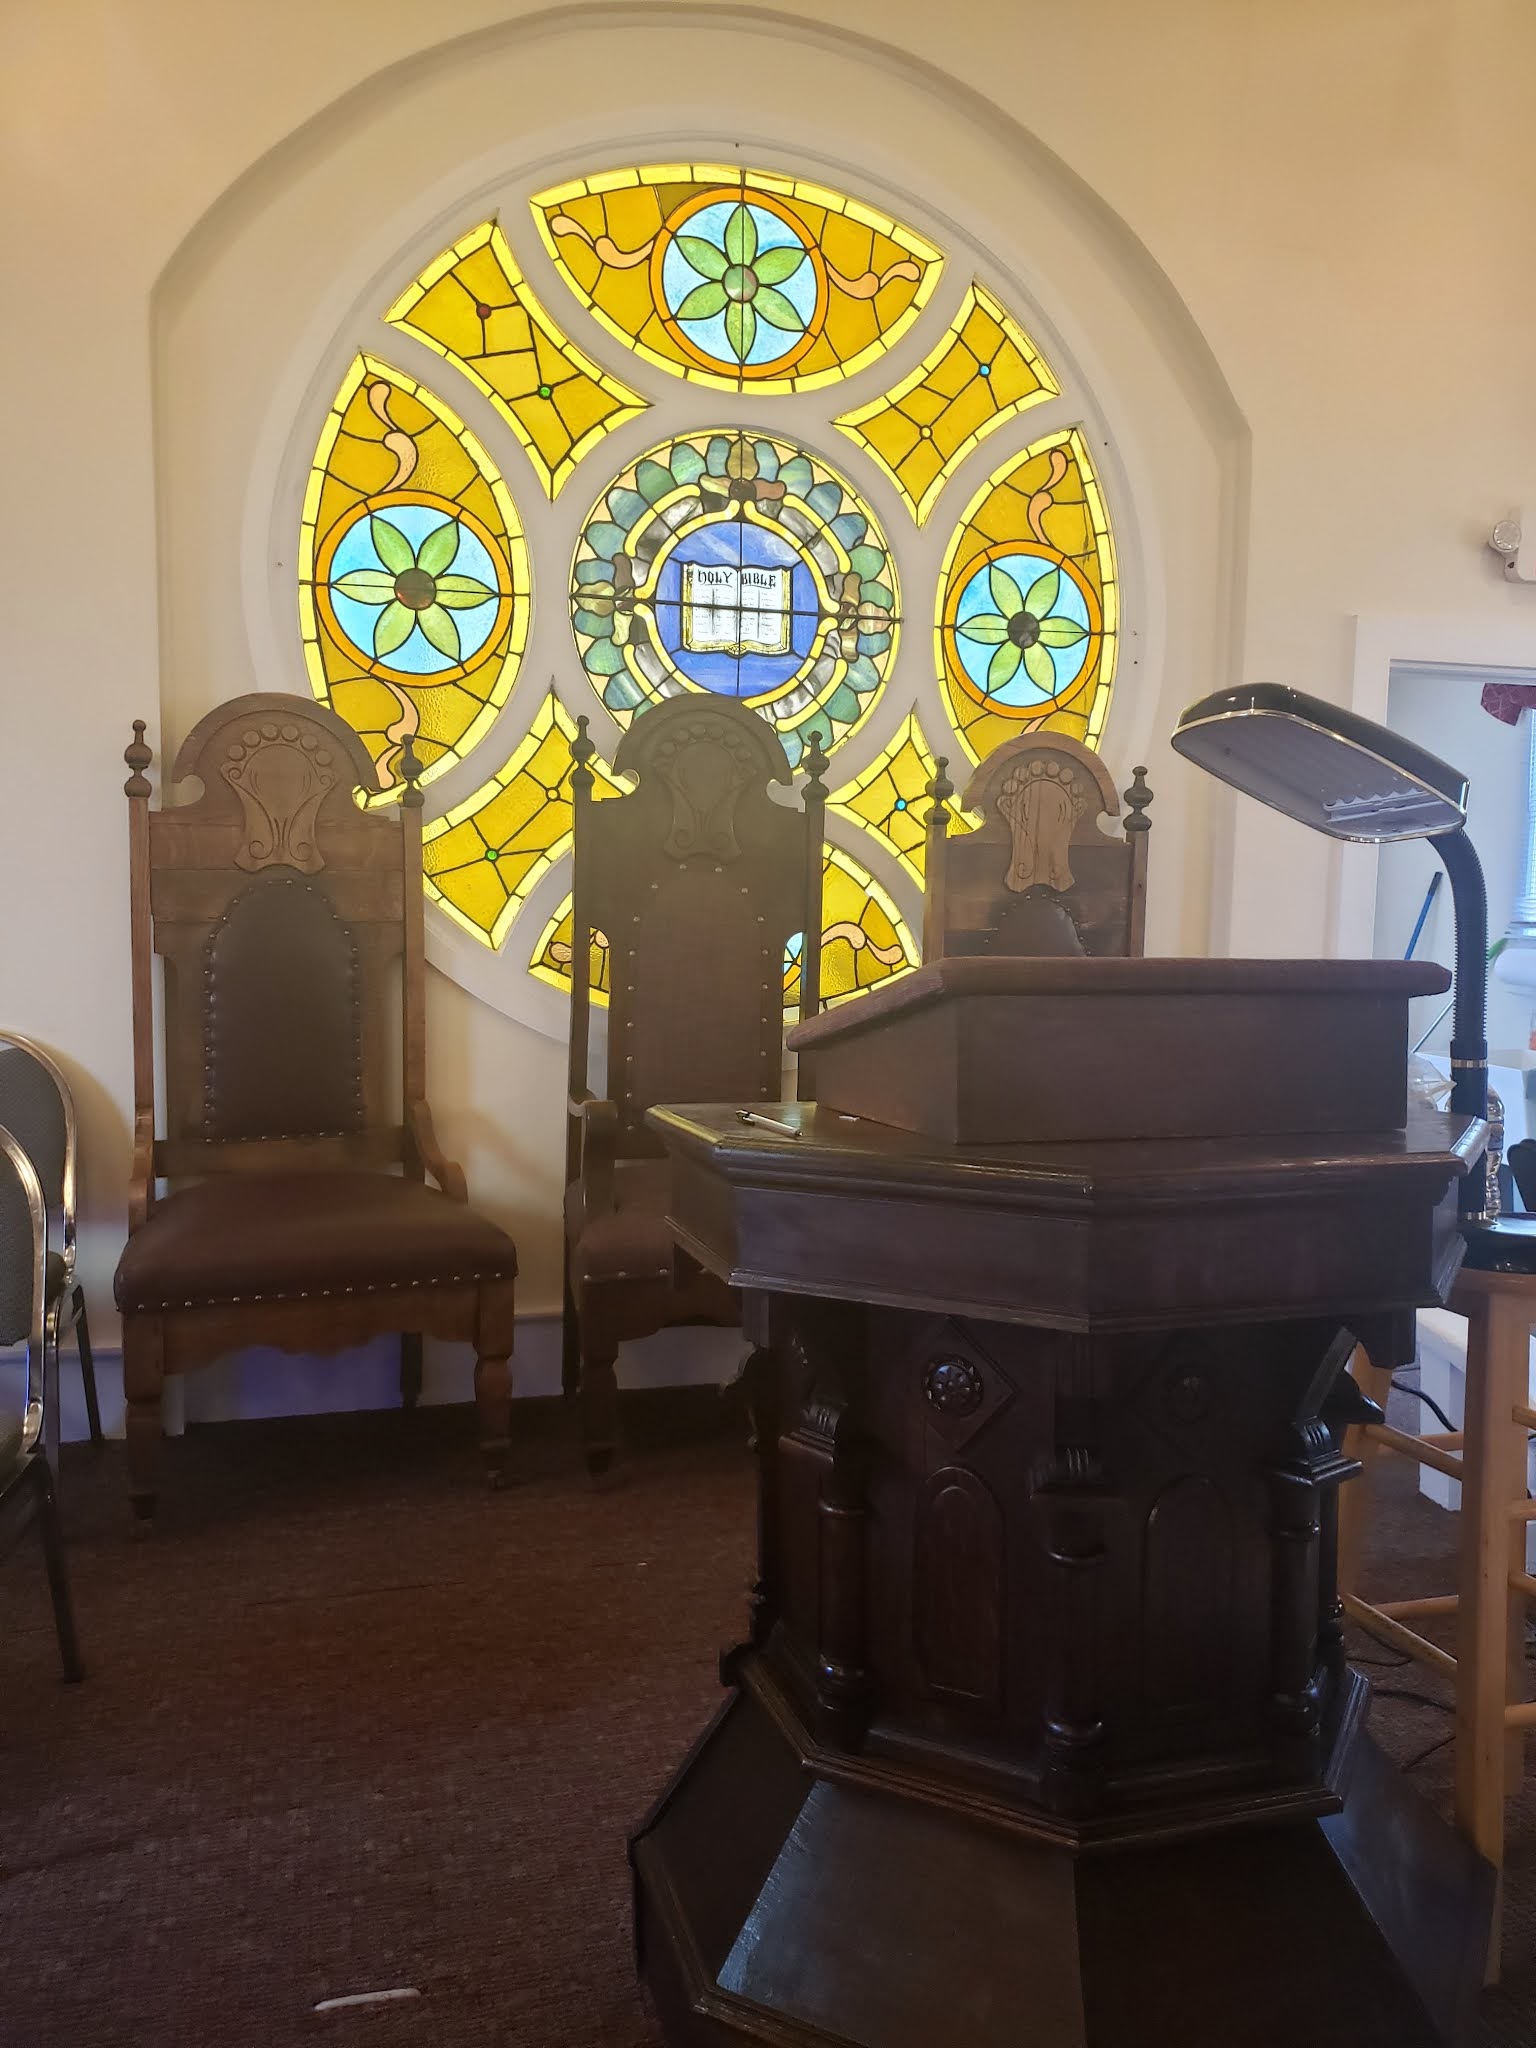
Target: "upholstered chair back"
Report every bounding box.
[126,694,421,1179]
[570,697,822,1158]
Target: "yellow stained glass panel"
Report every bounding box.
[835,284,1059,524]
[422,692,625,948]
[529,900,611,1001]
[299,355,530,800]
[826,713,974,887]
[531,165,941,394]
[933,429,1117,765]
[384,220,646,499]
[785,846,918,1011]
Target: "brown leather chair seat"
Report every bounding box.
[115,1173,517,1313]
[565,1160,676,1287]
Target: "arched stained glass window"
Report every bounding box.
[294,157,1127,1028]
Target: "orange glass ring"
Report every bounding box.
[649,187,830,382]
[313,489,517,688]
[940,540,1103,714]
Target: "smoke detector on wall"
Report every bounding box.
[1489,513,1536,583]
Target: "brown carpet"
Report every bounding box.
[0,1386,1533,2047]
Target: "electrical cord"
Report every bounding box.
[1390,1377,1457,1433]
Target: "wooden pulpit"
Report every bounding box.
[633,957,1493,2048]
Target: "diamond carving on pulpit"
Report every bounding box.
[918,1319,1015,1452]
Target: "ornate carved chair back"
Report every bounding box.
[924,731,1152,961]
[125,694,426,1183]
[568,697,824,1158]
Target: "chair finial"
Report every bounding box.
[803,728,830,800]
[570,710,596,798]
[926,752,954,815]
[1124,765,1153,833]
[398,735,425,810]
[124,719,153,798]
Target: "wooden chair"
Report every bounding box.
[563,697,825,1478]
[0,1125,83,1682]
[112,696,518,1521]
[921,731,1152,961]
[1337,1273,1536,1981]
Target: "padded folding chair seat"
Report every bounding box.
[116,1173,518,1314]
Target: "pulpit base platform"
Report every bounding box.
[632,1679,1490,2048]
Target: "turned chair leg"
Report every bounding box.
[399,1331,423,1411]
[581,1340,621,1481]
[473,1350,512,1489]
[33,1460,83,1682]
[74,1288,104,1445]
[561,1248,581,1403]
[121,1319,164,1526]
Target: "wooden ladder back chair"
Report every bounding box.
[113,694,518,1520]
[563,695,826,1476]
[1337,1277,1536,1985]
[922,731,1152,962]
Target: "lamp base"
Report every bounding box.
[1462,1216,1536,1273]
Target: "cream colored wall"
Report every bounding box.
[4,0,1534,1362]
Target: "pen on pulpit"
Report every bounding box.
[737,1109,799,1138]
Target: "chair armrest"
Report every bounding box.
[127,1108,156,1233]
[408,1100,468,1203]
[574,1097,619,1222]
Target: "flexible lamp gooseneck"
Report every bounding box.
[1171,684,1493,1218]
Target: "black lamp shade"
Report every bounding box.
[1171,684,1467,843]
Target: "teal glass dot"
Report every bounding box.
[894,797,908,811]
[979,362,992,378]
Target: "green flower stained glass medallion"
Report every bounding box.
[951,552,1092,709]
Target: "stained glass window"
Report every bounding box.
[835,284,1059,525]
[934,429,1117,764]
[297,160,1126,1031]
[569,430,898,768]
[531,166,941,393]
[298,355,530,799]
[384,221,646,498]
[826,713,972,886]
[422,692,625,948]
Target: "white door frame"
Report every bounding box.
[1332,611,1536,957]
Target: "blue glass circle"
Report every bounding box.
[652,518,820,698]
[953,550,1091,707]
[328,504,502,674]
[660,201,818,369]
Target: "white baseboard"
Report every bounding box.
[0,1315,750,1444]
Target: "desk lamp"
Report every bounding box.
[1171,684,1525,1263]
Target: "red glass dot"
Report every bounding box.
[475,302,493,320]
